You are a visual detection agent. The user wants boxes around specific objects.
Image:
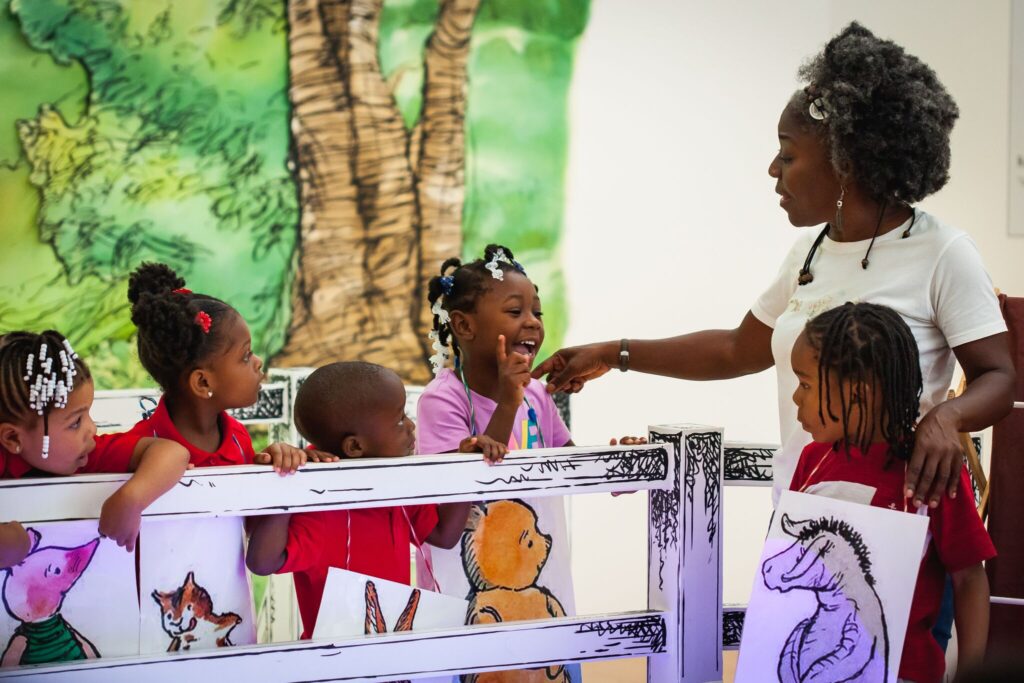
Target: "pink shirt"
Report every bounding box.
[416,369,571,453]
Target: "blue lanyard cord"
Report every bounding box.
[457,366,544,448]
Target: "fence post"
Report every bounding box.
[648,424,723,683]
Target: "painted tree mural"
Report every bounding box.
[0,0,587,387]
[281,0,477,382]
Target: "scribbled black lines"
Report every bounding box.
[575,616,666,653]
[688,432,721,547]
[229,384,286,421]
[722,609,745,649]
[649,432,681,591]
[602,448,667,481]
[723,446,774,483]
[476,475,554,486]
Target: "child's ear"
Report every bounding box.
[340,435,365,459]
[187,368,215,400]
[0,422,26,457]
[449,311,474,342]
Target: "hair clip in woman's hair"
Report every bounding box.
[439,276,454,296]
[173,288,192,295]
[808,97,829,121]
[431,298,450,326]
[194,311,212,334]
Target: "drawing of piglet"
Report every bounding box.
[1,528,100,667]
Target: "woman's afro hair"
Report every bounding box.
[798,22,959,203]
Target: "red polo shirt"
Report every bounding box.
[792,441,996,683]
[278,505,439,639]
[0,432,142,479]
[125,397,254,467]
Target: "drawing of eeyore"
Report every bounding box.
[761,514,889,683]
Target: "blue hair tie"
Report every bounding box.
[440,276,454,296]
[512,260,525,274]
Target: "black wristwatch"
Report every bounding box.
[618,339,630,372]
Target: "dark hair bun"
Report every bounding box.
[483,243,517,262]
[128,262,185,306]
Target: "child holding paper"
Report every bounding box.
[245,361,505,639]
[789,302,994,683]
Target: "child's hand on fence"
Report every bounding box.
[459,435,508,464]
[609,436,647,496]
[98,487,143,552]
[610,436,648,446]
[305,449,340,464]
[255,442,314,475]
[496,334,530,407]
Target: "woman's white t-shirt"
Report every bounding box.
[751,210,1006,505]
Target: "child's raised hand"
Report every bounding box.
[255,442,313,475]
[98,488,143,552]
[459,435,508,464]
[496,334,531,407]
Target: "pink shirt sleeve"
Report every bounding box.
[416,377,473,454]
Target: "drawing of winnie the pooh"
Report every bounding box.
[460,500,570,683]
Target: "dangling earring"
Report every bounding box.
[834,186,846,233]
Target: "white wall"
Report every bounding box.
[564,0,1020,618]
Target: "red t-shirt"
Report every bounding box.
[0,432,143,479]
[125,396,254,467]
[278,505,440,639]
[791,441,996,683]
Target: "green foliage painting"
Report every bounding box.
[0,0,588,388]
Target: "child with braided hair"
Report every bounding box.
[417,244,585,682]
[0,330,189,567]
[789,302,993,682]
[124,262,334,471]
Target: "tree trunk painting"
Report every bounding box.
[277,0,479,384]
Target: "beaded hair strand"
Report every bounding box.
[0,331,90,460]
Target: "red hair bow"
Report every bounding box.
[173,288,192,295]
[194,311,212,334]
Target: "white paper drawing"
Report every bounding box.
[419,499,579,683]
[139,517,255,654]
[312,568,467,641]
[0,521,139,667]
[736,491,929,683]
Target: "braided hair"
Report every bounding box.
[804,302,922,460]
[0,331,91,458]
[128,263,237,392]
[426,244,529,373]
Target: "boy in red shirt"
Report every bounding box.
[245,361,505,639]
[789,303,994,683]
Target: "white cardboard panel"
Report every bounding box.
[139,518,256,654]
[736,491,929,682]
[0,612,667,682]
[0,521,139,666]
[313,568,467,640]
[0,445,670,524]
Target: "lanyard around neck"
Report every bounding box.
[457,365,545,448]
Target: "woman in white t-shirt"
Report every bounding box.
[533,22,1014,510]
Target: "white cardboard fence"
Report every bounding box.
[0,426,726,682]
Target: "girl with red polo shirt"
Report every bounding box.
[790,303,993,683]
[124,263,326,472]
[0,331,189,568]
